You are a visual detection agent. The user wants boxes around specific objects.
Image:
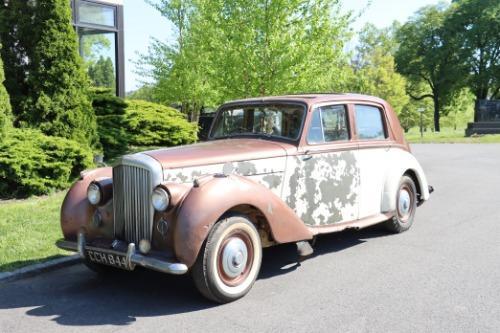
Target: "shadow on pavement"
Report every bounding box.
[0,225,389,326]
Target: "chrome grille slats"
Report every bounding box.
[113,161,155,244]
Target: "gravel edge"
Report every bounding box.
[0,255,80,284]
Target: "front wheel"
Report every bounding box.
[192,215,262,303]
[385,175,418,233]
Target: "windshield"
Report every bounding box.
[210,104,305,141]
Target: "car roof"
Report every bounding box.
[222,93,388,108]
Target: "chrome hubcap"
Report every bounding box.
[399,189,411,216]
[221,238,248,278]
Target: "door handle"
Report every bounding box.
[301,154,313,161]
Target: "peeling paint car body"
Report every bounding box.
[57,94,432,303]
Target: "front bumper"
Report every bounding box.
[56,232,188,275]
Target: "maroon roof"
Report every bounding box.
[223,93,388,107]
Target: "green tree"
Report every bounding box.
[127,85,156,102]
[24,0,98,146]
[352,23,409,115]
[0,1,35,119]
[0,0,98,147]
[139,0,352,120]
[88,56,116,90]
[446,0,500,120]
[395,3,465,131]
[441,88,474,130]
[0,45,11,136]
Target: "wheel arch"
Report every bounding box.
[222,204,276,248]
[173,174,313,268]
[380,150,430,213]
[402,169,423,204]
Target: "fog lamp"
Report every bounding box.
[139,239,151,254]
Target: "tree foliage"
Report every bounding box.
[395,3,467,132]
[446,0,500,115]
[352,23,409,116]
[0,45,11,136]
[0,0,98,147]
[0,1,34,118]
[88,56,116,90]
[139,0,353,121]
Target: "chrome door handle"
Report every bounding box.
[302,154,313,161]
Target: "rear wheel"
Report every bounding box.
[192,215,262,303]
[385,175,417,233]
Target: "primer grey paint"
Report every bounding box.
[162,157,286,196]
[282,151,360,226]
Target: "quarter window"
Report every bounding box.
[355,105,386,140]
[307,105,349,144]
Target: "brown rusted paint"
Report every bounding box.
[173,174,313,267]
[144,138,292,169]
[60,167,112,240]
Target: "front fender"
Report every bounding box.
[173,174,313,268]
[381,149,430,213]
[60,167,112,240]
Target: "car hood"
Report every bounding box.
[142,138,293,170]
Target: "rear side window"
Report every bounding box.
[307,105,349,144]
[355,105,386,140]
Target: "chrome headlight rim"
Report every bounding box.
[151,186,170,212]
[87,182,102,205]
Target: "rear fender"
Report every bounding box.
[381,150,430,212]
[173,174,312,268]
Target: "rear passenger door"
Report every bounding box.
[354,104,391,219]
[283,104,360,226]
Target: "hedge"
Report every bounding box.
[92,89,129,159]
[92,94,198,159]
[0,128,94,198]
[125,99,198,147]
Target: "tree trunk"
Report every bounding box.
[433,95,440,132]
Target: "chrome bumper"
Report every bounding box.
[56,232,188,275]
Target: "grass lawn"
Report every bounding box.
[0,192,68,272]
[405,127,500,143]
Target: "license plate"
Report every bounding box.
[86,249,130,270]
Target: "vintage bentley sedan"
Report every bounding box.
[57,93,432,303]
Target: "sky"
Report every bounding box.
[123,0,450,92]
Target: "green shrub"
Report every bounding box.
[125,100,198,146]
[0,128,94,198]
[0,47,11,137]
[1,0,99,147]
[91,89,129,159]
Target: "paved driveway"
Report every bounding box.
[1,144,499,332]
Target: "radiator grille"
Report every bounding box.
[113,165,153,244]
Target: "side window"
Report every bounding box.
[355,105,386,140]
[307,105,349,144]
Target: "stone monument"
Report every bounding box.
[465,100,500,136]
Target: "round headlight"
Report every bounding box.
[152,187,170,211]
[87,183,102,205]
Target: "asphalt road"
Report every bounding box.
[1,144,499,333]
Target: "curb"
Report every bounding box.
[0,255,80,284]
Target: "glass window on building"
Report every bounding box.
[78,1,116,27]
[78,28,117,93]
[72,0,124,97]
